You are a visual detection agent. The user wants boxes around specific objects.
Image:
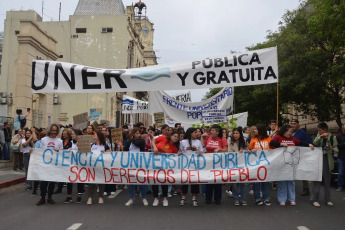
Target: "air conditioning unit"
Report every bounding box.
[0,92,7,98]
[0,98,7,104]
[53,98,58,104]
[54,93,58,98]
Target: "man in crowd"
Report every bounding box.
[290,119,313,196]
[2,122,11,160]
[268,120,279,138]
[336,124,345,192]
[36,124,63,206]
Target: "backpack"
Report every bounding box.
[19,115,26,128]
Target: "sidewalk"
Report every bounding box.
[0,161,26,189]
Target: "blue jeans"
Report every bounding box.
[337,158,344,188]
[2,141,10,159]
[253,182,270,200]
[158,185,172,196]
[277,181,295,203]
[129,185,147,199]
[232,183,246,202]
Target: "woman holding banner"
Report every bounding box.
[204,124,228,205]
[124,128,148,206]
[87,131,110,205]
[152,130,180,207]
[273,125,314,206]
[228,128,248,206]
[179,127,204,207]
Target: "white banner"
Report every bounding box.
[172,91,192,102]
[28,147,322,184]
[149,87,233,125]
[31,47,278,93]
[122,95,149,114]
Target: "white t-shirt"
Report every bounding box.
[71,140,78,150]
[40,136,63,149]
[129,142,140,152]
[91,144,109,152]
[21,139,32,154]
[179,139,204,154]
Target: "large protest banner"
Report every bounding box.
[149,87,233,125]
[31,47,278,93]
[28,147,322,184]
[122,95,149,114]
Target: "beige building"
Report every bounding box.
[0,0,157,129]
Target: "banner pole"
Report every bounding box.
[276,82,279,125]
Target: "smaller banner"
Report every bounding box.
[28,147,322,184]
[89,108,102,121]
[122,95,149,114]
[73,112,88,130]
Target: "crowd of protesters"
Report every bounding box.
[1,111,345,209]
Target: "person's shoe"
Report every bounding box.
[249,190,254,196]
[54,189,62,194]
[103,192,108,196]
[18,168,24,171]
[98,197,104,204]
[312,201,320,207]
[125,199,134,206]
[142,198,148,206]
[264,199,271,206]
[301,191,310,196]
[205,200,211,204]
[279,202,286,206]
[111,192,116,195]
[31,191,38,196]
[76,196,82,204]
[255,199,263,206]
[215,200,221,205]
[173,191,178,196]
[152,199,159,207]
[225,189,233,197]
[241,201,247,206]
[234,201,240,206]
[25,187,32,191]
[167,193,173,198]
[326,201,334,207]
[290,201,296,206]
[336,187,342,192]
[192,200,198,207]
[36,198,45,206]
[179,199,186,206]
[163,199,168,207]
[64,197,73,204]
[47,198,56,204]
[87,197,92,205]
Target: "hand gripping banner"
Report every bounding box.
[28,147,322,184]
[31,47,278,93]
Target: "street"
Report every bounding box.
[0,183,344,230]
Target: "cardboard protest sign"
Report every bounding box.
[76,135,94,153]
[89,108,102,121]
[111,128,123,143]
[73,112,88,129]
[153,112,165,127]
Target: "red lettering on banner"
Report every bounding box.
[128,169,136,184]
[181,169,189,184]
[120,168,128,183]
[111,168,120,183]
[88,168,95,181]
[197,171,208,184]
[103,168,112,183]
[257,166,267,181]
[146,170,156,184]
[229,169,236,182]
[189,170,197,184]
[167,169,175,183]
[136,169,146,183]
[157,169,167,183]
[69,166,78,182]
[211,170,222,182]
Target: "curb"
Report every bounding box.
[0,176,26,190]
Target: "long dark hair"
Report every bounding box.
[95,131,106,146]
[230,128,246,150]
[167,131,180,150]
[25,129,33,147]
[211,124,223,138]
[256,124,268,139]
[184,127,196,148]
[277,125,291,137]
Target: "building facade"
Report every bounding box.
[0,0,157,128]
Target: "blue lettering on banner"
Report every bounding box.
[43,149,53,164]
[110,152,118,167]
[62,150,70,167]
[94,153,104,167]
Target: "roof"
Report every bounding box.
[74,0,125,15]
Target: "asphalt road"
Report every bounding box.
[0,182,344,230]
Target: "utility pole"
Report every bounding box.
[59,2,61,21]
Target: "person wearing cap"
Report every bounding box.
[290,119,313,196]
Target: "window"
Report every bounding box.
[101,28,113,33]
[76,28,87,33]
[71,35,78,39]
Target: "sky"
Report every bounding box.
[0,0,302,102]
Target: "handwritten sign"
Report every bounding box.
[111,128,123,143]
[73,112,88,129]
[154,112,165,127]
[89,108,102,121]
[77,135,94,153]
